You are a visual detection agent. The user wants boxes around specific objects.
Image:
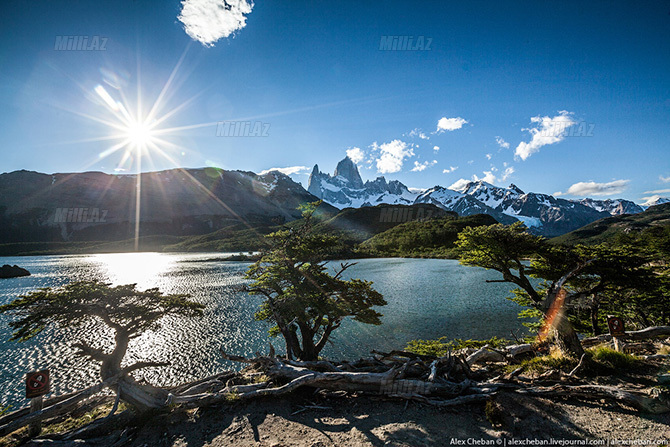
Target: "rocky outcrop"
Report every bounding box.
[0,265,30,278]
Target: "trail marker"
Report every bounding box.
[607,316,626,352]
[25,370,50,436]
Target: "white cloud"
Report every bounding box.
[495,136,510,149]
[407,128,429,140]
[449,178,471,190]
[346,147,365,164]
[501,166,515,182]
[643,188,670,195]
[372,140,415,174]
[473,170,497,184]
[436,117,468,133]
[556,179,630,197]
[442,166,458,174]
[411,160,437,172]
[450,165,513,187]
[178,0,254,47]
[514,111,576,160]
[486,153,492,160]
[259,165,309,176]
[433,145,440,152]
[660,175,670,183]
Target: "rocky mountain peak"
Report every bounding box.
[333,156,364,189]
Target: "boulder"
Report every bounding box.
[0,264,31,278]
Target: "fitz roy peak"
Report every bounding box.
[308,157,416,208]
[307,156,646,237]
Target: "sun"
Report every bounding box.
[126,119,154,149]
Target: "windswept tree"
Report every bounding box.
[245,202,387,361]
[456,223,590,357]
[529,243,662,336]
[456,222,666,357]
[0,281,204,410]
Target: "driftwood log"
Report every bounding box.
[4,332,670,439]
[582,326,670,347]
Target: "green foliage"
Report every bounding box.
[550,203,670,254]
[510,353,577,374]
[589,346,641,370]
[245,202,387,360]
[456,222,547,276]
[0,281,205,342]
[361,214,498,258]
[455,221,670,355]
[406,336,510,357]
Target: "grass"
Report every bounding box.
[0,401,129,447]
[505,347,577,374]
[505,346,644,376]
[406,336,511,357]
[589,346,642,370]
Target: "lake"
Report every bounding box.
[0,253,526,407]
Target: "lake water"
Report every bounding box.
[0,253,526,407]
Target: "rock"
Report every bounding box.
[0,264,31,278]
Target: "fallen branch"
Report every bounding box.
[582,326,670,347]
[517,384,670,414]
[0,372,125,437]
[466,346,505,365]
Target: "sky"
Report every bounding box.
[1,0,669,204]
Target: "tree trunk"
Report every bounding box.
[298,322,317,361]
[553,314,585,358]
[591,302,601,336]
[100,330,167,411]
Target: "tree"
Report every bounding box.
[456,222,668,357]
[0,281,204,410]
[456,223,589,357]
[529,243,662,336]
[245,202,387,361]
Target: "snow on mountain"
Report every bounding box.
[414,186,518,225]
[306,158,646,237]
[452,180,612,237]
[642,197,670,208]
[576,198,644,215]
[307,157,417,208]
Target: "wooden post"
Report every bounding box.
[28,396,43,437]
[25,369,50,437]
[607,315,626,352]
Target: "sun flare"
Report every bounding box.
[126,120,155,149]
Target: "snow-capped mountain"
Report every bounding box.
[306,157,647,237]
[449,181,613,236]
[576,198,644,215]
[642,197,670,208]
[308,157,417,208]
[414,186,518,225]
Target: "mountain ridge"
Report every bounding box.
[305,156,645,237]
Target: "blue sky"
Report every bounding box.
[1,0,669,204]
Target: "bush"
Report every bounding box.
[508,350,577,374]
[406,336,510,357]
[589,346,641,370]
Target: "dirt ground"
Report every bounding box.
[110,389,670,447]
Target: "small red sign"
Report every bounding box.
[607,316,626,337]
[25,370,50,399]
